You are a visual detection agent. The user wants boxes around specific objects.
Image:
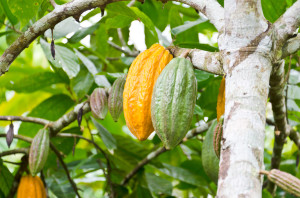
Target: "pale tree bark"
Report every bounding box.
[217,0,272,197]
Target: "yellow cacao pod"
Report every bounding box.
[123,44,173,140]
[17,175,46,198]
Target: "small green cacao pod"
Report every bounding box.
[264,169,300,197]
[29,128,50,176]
[151,57,197,149]
[108,75,126,122]
[90,88,108,120]
[213,119,223,159]
[202,120,219,184]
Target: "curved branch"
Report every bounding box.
[176,0,224,31]
[282,34,300,58]
[0,116,50,125]
[121,121,211,185]
[0,148,28,157]
[268,61,289,193]
[273,0,300,59]
[168,46,223,75]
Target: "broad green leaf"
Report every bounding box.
[145,173,173,196]
[158,163,206,187]
[44,17,80,39]
[18,94,74,142]
[106,2,137,19]
[9,0,43,27]
[47,171,76,198]
[40,38,80,78]
[105,15,134,29]
[287,85,300,99]
[68,23,99,43]
[91,117,117,150]
[0,160,13,197]
[37,0,51,19]
[171,18,207,35]
[0,0,18,25]
[121,57,135,66]
[202,120,219,183]
[194,104,203,116]
[177,42,218,52]
[261,0,287,23]
[74,49,98,75]
[6,71,66,92]
[71,66,94,99]
[194,70,213,83]
[91,24,109,57]
[94,75,111,87]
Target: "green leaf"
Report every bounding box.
[71,66,94,99]
[106,2,137,18]
[74,49,98,75]
[6,71,66,92]
[105,15,134,29]
[0,0,18,25]
[18,94,74,141]
[171,18,207,35]
[94,75,111,87]
[158,163,206,187]
[145,173,173,196]
[0,160,13,197]
[177,42,218,52]
[91,117,117,150]
[47,171,76,198]
[44,17,80,39]
[9,0,43,27]
[194,104,203,116]
[40,38,80,79]
[202,120,219,183]
[68,23,99,43]
[261,0,287,23]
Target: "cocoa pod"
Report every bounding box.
[6,123,14,148]
[90,88,108,120]
[213,119,223,159]
[29,128,50,176]
[217,77,225,121]
[123,44,173,140]
[265,169,300,197]
[151,57,197,149]
[108,75,126,122]
[17,175,46,198]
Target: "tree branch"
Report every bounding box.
[50,144,81,198]
[121,121,211,185]
[49,0,57,8]
[168,46,223,75]
[108,40,139,57]
[49,101,90,135]
[273,0,300,60]
[0,148,28,157]
[268,60,289,193]
[175,0,224,31]
[0,116,50,125]
[282,34,300,58]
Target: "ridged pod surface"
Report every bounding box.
[123,44,173,140]
[108,75,126,122]
[213,119,223,159]
[29,128,50,176]
[90,88,108,120]
[151,57,197,149]
[17,175,46,198]
[267,169,300,197]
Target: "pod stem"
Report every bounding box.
[179,49,191,58]
[259,170,270,175]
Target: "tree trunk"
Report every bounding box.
[217,0,272,197]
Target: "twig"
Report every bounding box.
[57,133,115,198]
[3,160,22,165]
[7,156,28,198]
[121,121,212,185]
[49,0,57,8]
[108,40,139,57]
[0,21,22,34]
[0,116,50,125]
[50,144,81,198]
[0,148,28,157]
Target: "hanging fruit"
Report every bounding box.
[217,77,225,121]
[151,57,197,149]
[123,44,173,140]
[90,88,108,120]
[17,175,47,198]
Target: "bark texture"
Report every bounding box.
[217,0,272,197]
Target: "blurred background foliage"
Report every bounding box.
[0,0,299,197]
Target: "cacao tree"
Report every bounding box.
[0,0,299,197]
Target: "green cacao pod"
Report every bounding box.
[151,57,197,149]
[29,128,50,176]
[213,118,223,159]
[108,75,126,122]
[90,88,108,120]
[202,120,219,184]
[263,169,300,197]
